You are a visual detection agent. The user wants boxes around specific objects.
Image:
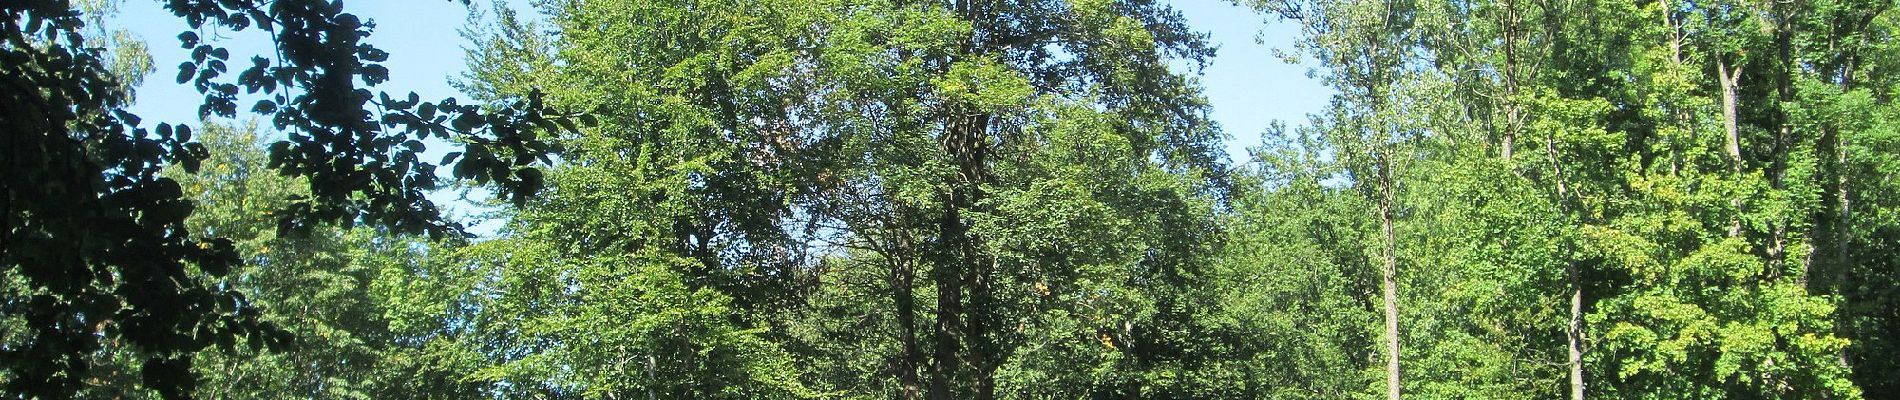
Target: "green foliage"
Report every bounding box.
[67,122,489,399]
[426,241,816,398]
[448,0,1235,398]
[1,0,580,396]
[1237,0,1900,398]
[1219,127,1381,399]
[14,0,1900,398]
[173,124,391,399]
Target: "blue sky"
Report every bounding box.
[119,2,478,128]
[116,1,530,230]
[1171,0,1332,161]
[112,0,1331,227]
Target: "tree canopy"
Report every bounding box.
[6,0,1900,399]
[1,0,578,397]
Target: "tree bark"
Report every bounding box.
[647,353,658,400]
[1544,127,1586,400]
[1500,0,1522,161]
[929,112,992,400]
[928,198,965,400]
[1568,260,1586,400]
[960,113,996,400]
[895,258,922,400]
[1778,10,1797,277]
[1717,57,1743,174]
[1377,153,1402,400]
[1717,56,1745,237]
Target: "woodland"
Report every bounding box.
[4,0,1900,399]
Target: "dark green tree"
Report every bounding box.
[456,0,1238,399]
[0,0,578,397]
[77,121,481,399]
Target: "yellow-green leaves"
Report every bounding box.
[932,57,1034,114]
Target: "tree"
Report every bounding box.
[1219,124,1381,399]
[799,1,1234,398]
[1241,0,1427,397]
[168,122,393,399]
[433,1,829,397]
[78,121,462,399]
[0,0,577,397]
[1239,0,1886,398]
[460,0,1236,398]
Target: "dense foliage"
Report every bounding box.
[6,0,1900,399]
[1239,0,1900,398]
[1,0,574,397]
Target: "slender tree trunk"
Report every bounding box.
[1828,15,1869,371]
[647,353,658,400]
[1769,6,1797,279]
[966,252,996,400]
[1717,57,1745,237]
[1836,46,1854,283]
[1815,9,1875,294]
[1568,260,1586,400]
[1661,4,1690,177]
[1833,113,1853,373]
[1504,102,1520,161]
[1501,0,1521,161]
[887,52,927,400]
[1380,214,1402,400]
[1539,126,1586,400]
[1835,136,1850,275]
[1377,154,1402,400]
[1717,57,1743,173]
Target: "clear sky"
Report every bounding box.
[1170,0,1332,162]
[112,0,1333,229]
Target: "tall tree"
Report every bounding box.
[1241,0,1886,398]
[463,0,1234,398]
[812,1,1232,398]
[430,1,824,397]
[1242,0,1424,397]
[168,123,394,399]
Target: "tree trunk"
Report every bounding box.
[895,259,923,400]
[647,353,658,400]
[929,112,992,400]
[928,207,964,400]
[1377,154,1402,400]
[1835,135,1850,279]
[1717,56,1745,237]
[1828,18,1865,371]
[1500,0,1521,161]
[1766,5,1796,279]
[1568,260,1586,400]
[886,51,927,400]
[1717,58,1743,173]
[961,113,996,400]
[1543,126,1586,400]
[966,252,996,400]
[1504,101,1520,161]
